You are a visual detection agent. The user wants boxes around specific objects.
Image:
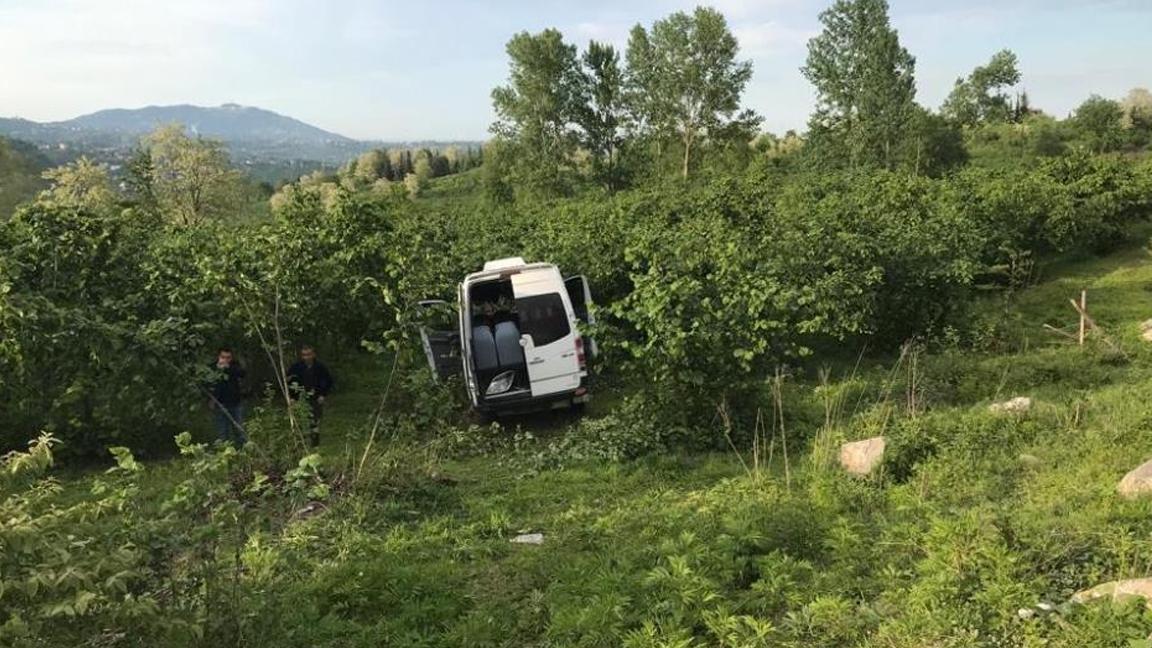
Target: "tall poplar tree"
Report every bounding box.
[802,0,917,170]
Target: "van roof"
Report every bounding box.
[465,260,560,286]
[483,257,527,271]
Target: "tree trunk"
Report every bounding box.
[682,131,692,179]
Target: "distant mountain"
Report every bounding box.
[0,104,374,165]
[66,104,355,144]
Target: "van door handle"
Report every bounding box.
[561,351,575,358]
[529,358,545,365]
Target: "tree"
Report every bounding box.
[802,0,917,170]
[124,147,159,213]
[405,156,432,199]
[39,157,118,211]
[491,29,584,193]
[576,41,627,189]
[625,7,759,179]
[1120,88,1152,146]
[352,149,392,186]
[0,137,47,217]
[900,106,968,176]
[143,124,245,225]
[1073,95,1124,153]
[942,49,1022,127]
[387,149,408,180]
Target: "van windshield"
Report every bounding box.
[517,293,570,346]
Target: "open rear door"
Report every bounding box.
[416,299,461,382]
[512,270,582,397]
[564,275,598,358]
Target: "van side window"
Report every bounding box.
[517,293,570,346]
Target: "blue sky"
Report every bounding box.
[0,0,1148,141]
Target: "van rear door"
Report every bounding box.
[416,299,461,382]
[564,275,598,358]
[512,270,581,397]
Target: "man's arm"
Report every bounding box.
[317,363,334,396]
[285,362,302,397]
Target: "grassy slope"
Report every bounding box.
[49,239,1152,645]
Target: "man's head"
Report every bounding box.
[300,345,317,365]
[217,347,234,368]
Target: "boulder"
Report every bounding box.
[839,436,886,476]
[1072,578,1152,609]
[1118,458,1152,499]
[990,396,1032,415]
[510,533,544,545]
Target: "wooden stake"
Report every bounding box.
[1078,290,1086,346]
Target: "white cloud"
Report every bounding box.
[572,21,633,47]
[690,0,806,21]
[733,21,816,58]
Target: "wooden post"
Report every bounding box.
[1078,290,1086,346]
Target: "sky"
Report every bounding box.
[0,0,1149,141]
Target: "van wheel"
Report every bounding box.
[473,410,497,426]
[570,402,587,418]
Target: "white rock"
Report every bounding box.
[839,436,886,476]
[1018,453,1042,467]
[1141,319,1152,332]
[1142,328,1152,343]
[1016,608,1035,620]
[1072,578,1152,608]
[293,502,325,519]
[510,533,544,545]
[989,396,1032,415]
[1118,459,1152,499]
[1036,601,1055,612]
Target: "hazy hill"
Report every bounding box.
[0,104,376,166]
[65,104,354,144]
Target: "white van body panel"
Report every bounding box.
[511,268,582,397]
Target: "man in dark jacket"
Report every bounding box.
[207,347,247,447]
[287,345,334,448]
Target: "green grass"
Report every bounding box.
[30,239,1152,646]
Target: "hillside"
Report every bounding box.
[10,238,1152,646]
[0,104,372,165]
[64,104,354,144]
[6,1,1152,645]
[0,136,49,216]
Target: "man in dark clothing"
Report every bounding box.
[206,347,247,448]
[287,345,334,448]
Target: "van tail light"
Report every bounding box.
[575,336,586,369]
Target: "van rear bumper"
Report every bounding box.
[476,385,589,415]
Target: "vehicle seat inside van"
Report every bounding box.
[493,321,525,371]
[471,323,498,375]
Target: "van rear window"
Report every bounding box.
[517,293,570,346]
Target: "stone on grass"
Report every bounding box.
[1141,319,1152,332]
[1072,578,1152,609]
[1118,458,1152,499]
[839,436,886,476]
[1018,453,1042,467]
[989,396,1032,415]
[1143,329,1152,343]
[510,533,544,545]
[293,501,326,520]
